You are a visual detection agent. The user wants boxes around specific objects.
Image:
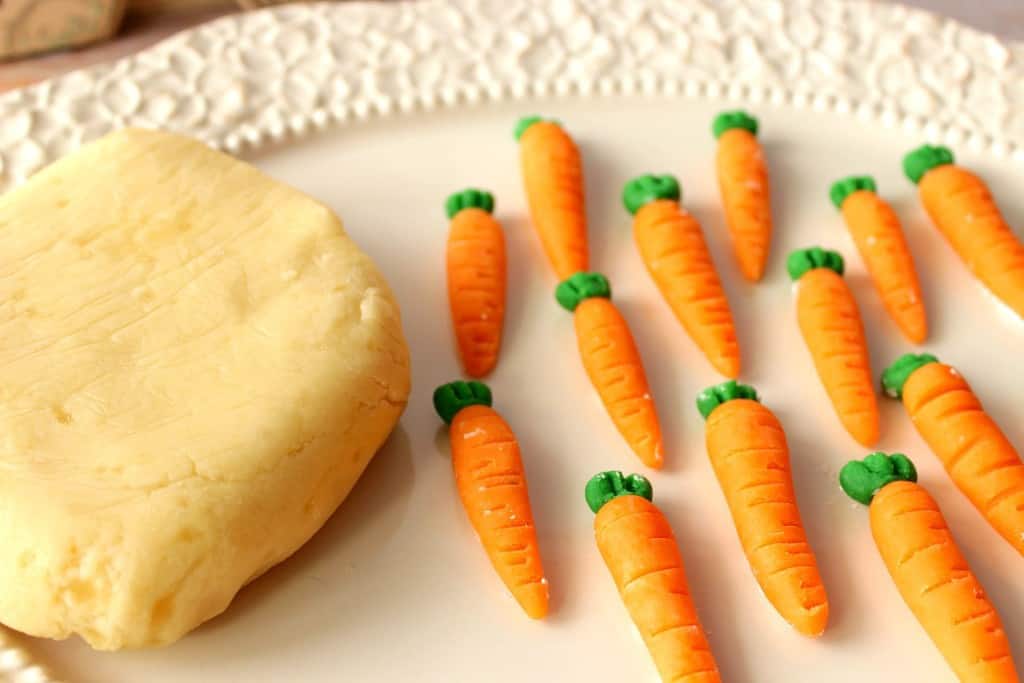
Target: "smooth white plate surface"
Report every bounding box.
[20,96,1024,682]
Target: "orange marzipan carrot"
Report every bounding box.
[713,110,772,282]
[557,272,664,469]
[789,247,879,446]
[831,176,928,344]
[905,145,1024,320]
[873,482,1018,683]
[623,174,741,378]
[445,189,507,377]
[433,381,549,619]
[516,116,588,279]
[841,453,1018,683]
[587,472,722,683]
[698,382,829,637]
[883,354,1024,556]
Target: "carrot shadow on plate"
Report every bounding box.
[758,139,797,284]
[609,295,693,474]
[684,198,772,384]
[577,138,630,275]
[772,404,861,645]
[193,424,416,649]
[16,631,82,683]
[499,210,548,361]
[685,199,736,286]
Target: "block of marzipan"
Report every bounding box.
[0,0,126,60]
[0,127,411,650]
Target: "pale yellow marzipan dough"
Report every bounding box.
[0,128,411,649]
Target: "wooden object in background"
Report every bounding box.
[127,0,235,14]
[127,0,313,12]
[0,0,127,61]
[236,0,306,7]
[236,0,338,7]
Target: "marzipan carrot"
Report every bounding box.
[623,174,741,378]
[557,272,664,469]
[433,380,549,618]
[882,353,1024,556]
[713,110,772,282]
[516,116,588,279]
[840,452,1019,683]
[697,381,829,636]
[789,247,879,446]
[831,176,928,344]
[904,144,1024,319]
[587,471,721,683]
[445,188,507,377]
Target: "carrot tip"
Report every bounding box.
[696,380,759,419]
[585,471,653,513]
[445,188,494,219]
[555,271,610,312]
[433,380,492,425]
[787,247,844,281]
[881,352,939,399]
[829,175,877,209]
[514,115,559,141]
[903,144,954,184]
[839,452,917,505]
[622,174,681,215]
[517,583,550,619]
[712,110,758,139]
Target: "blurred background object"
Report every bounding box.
[0,0,1020,92]
[0,0,127,61]
[234,0,306,6]
[129,0,235,14]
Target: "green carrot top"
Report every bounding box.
[585,470,654,513]
[446,188,495,219]
[881,352,939,399]
[514,115,560,141]
[839,452,918,505]
[556,271,611,312]
[829,175,877,210]
[787,247,845,281]
[696,380,760,419]
[622,174,681,215]
[903,145,955,185]
[433,380,493,425]
[713,110,759,139]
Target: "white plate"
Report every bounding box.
[4,2,1024,682]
